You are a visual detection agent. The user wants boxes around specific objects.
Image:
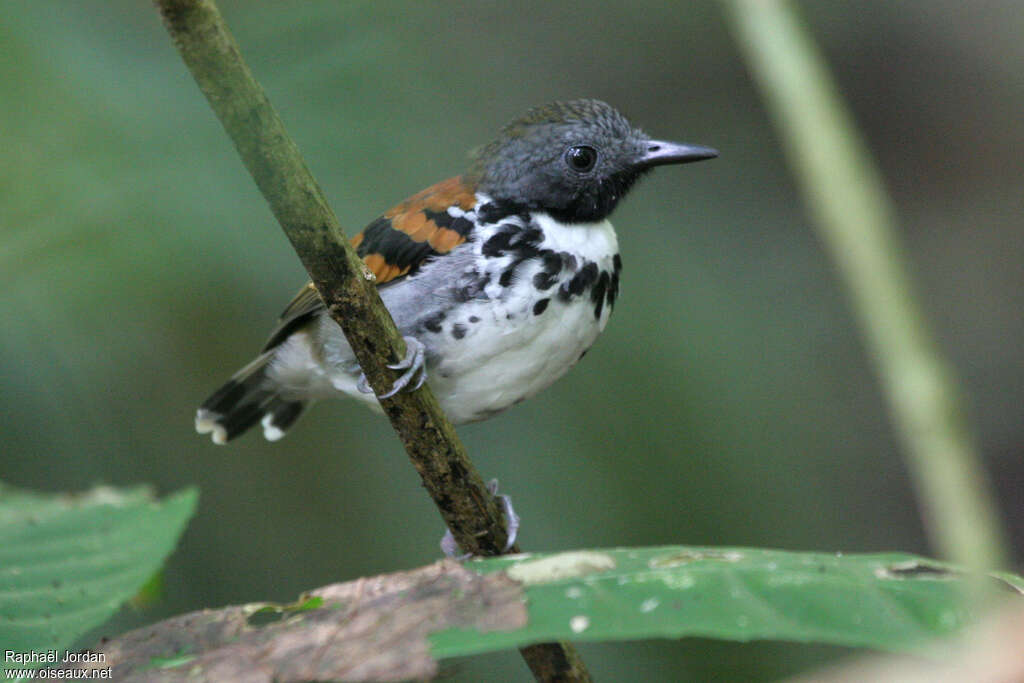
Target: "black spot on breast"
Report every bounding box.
[532,270,557,291]
[482,230,514,257]
[514,227,544,248]
[485,224,550,289]
[533,298,550,315]
[591,272,610,304]
[591,271,610,319]
[559,261,599,301]
[452,323,467,339]
[499,260,522,287]
[606,253,622,309]
[532,252,563,291]
[477,200,530,225]
[483,224,543,263]
[423,311,445,333]
[607,270,620,309]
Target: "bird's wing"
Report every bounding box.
[262,176,477,351]
[261,281,323,351]
[353,175,478,284]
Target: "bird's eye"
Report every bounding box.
[564,145,598,173]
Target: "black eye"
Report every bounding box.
[564,145,598,173]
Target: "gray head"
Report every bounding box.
[468,99,717,223]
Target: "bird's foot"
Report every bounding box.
[356,336,427,398]
[441,479,520,558]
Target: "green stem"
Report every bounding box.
[724,0,1008,571]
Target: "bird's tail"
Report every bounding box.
[195,352,306,445]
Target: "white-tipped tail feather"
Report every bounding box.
[195,409,228,446]
[261,413,286,442]
[195,350,307,444]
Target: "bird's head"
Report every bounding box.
[468,99,717,223]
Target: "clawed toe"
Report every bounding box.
[355,336,427,398]
[379,336,427,399]
[386,336,424,371]
[440,478,520,557]
[440,529,471,560]
[489,478,520,552]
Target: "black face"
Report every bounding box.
[470,99,717,223]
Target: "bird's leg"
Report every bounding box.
[356,335,427,398]
[441,478,520,558]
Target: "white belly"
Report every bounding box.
[430,280,611,422]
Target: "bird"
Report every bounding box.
[196,99,717,446]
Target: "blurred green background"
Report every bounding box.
[2,1,1021,680]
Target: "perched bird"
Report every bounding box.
[196,99,716,445]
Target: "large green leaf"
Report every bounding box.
[0,484,197,671]
[431,546,1023,657]
[58,546,1022,681]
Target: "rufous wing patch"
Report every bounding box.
[350,176,478,285]
[383,175,476,219]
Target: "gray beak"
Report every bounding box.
[638,140,719,168]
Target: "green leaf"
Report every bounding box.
[0,484,197,672]
[58,548,1023,680]
[430,546,1023,657]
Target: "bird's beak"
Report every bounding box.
[637,140,719,168]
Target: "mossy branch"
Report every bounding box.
[725,0,1008,571]
[153,0,591,679]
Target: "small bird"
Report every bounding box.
[196,99,716,445]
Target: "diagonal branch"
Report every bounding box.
[153,0,591,680]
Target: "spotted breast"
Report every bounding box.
[269,185,621,425]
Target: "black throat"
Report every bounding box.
[487,166,645,224]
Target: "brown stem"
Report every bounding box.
[153,0,591,680]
